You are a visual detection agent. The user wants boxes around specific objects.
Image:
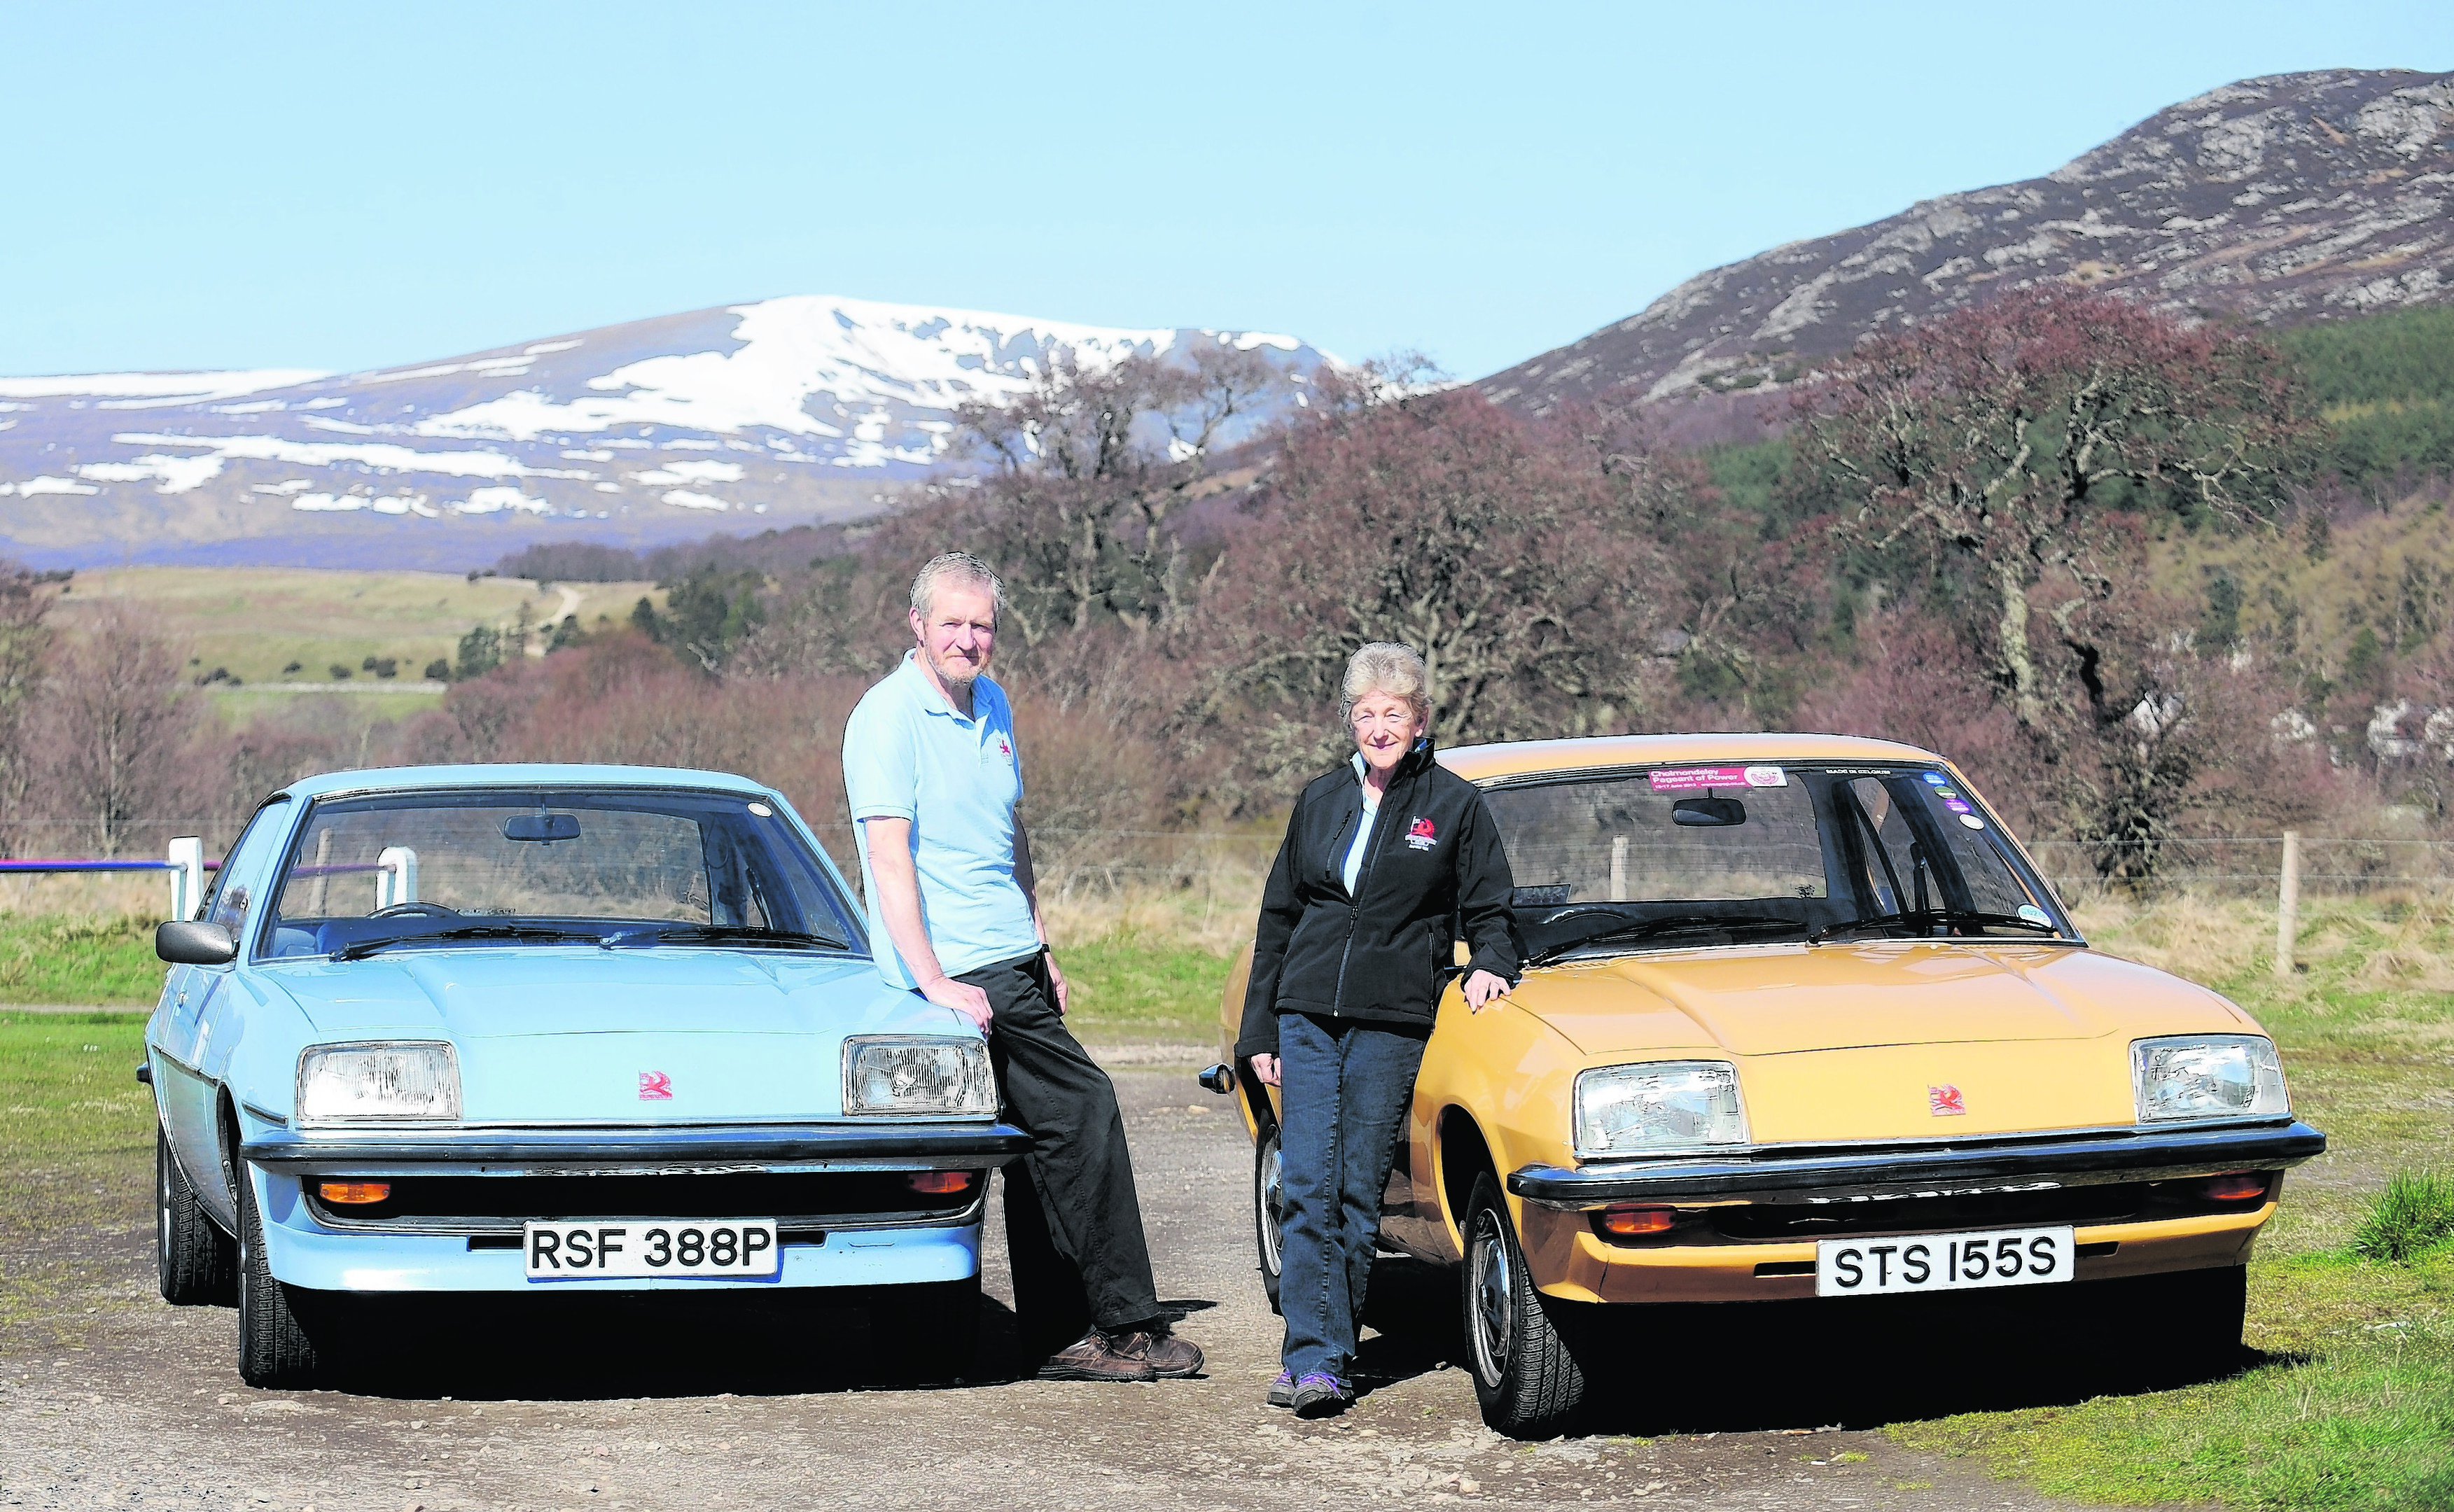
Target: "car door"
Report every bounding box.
[153,798,293,1230]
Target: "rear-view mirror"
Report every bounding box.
[157,919,238,966]
[1672,797,1747,827]
[502,813,581,843]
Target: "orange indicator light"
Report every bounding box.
[905,1171,977,1195]
[1598,1205,1676,1236]
[2198,1173,2268,1203]
[316,1180,392,1205]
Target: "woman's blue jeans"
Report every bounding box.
[1276,1011,1428,1382]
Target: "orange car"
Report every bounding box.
[1202,734,2322,1437]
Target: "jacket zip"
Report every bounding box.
[1329,763,1409,1018]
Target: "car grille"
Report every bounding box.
[1705,1182,2153,1240]
[304,1170,985,1237]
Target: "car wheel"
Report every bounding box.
[157,1128,236,1306]
[1460,1171,1588,1439]
[876,1272,980,1384]
[235,1161,330,1389]
[1254,1130,1284,1315]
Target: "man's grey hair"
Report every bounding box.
[909,552,1006,624]
[1340,641,1432,726]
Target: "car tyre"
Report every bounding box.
[877,1272,980,1384]
[1255,1130,1284,1315]
[235,1161,330,1389]
[157,1127,236,1306]
[1460,1170,1588,1439]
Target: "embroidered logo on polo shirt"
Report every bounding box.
[1407,816,1437,850]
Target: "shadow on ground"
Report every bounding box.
[1350,1254,2263,1438]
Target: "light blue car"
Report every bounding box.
[141,763,1026,1389]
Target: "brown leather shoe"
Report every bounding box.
[1038,1329,1158,1382]
[1107,1326,1204,1379]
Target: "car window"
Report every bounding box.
[205,799,293,937]
[1484,771,1827,904]
[260,788,865,959]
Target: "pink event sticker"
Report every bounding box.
[1650,766,1784,792]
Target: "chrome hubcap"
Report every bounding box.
[1468,1209,1514,1385]
[1257,1138,1284,1278]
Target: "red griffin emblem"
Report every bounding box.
[1927,1084,1965,1116]
[997,737,1011,757]
[639,1071,674,1101]
[1406,816,1437,850]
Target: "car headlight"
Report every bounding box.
[1574,1061,1747,1158]
[2131,1035,2289,1122]
[296,1042,461,1124]
[843,1035,996,1118]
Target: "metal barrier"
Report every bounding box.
[0,839,221,919]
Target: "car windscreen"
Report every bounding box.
[258,788,864,960]
[1481,764,2071,963]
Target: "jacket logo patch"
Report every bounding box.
[639,1070,674,1101]
[1406,816,1437,850]
[1928,1084,1965,1116]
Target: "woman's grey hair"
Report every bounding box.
[909,552,1006,623]
[1340,641,1432,726]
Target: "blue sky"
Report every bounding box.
[6,1,2450,382]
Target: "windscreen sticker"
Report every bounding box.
[1921,772,1949,785]
[2018,904,2052,925]
[1944,799,1973,813]
[1932,787,1960,799]
[1958,813,1987,830]
[1650,766,1749,791]
[1743,765,1787,788]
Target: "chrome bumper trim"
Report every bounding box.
[1507,1119,2326,1210]
[240,1120,1033,1177]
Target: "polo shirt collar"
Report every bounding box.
[899,649,984,723]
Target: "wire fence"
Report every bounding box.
[2023,837,2454,898]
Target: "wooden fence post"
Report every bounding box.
[2273,830,2300,980]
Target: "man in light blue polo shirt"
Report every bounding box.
[842,552,1202,1385]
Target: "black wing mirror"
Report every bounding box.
[1671,797,1747,827]
[157,920,238,966]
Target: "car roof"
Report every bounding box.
[274,764,779,802]
[1438,732,1947,785]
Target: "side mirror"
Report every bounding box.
[1197,1063,1237,1094]
[157,920,238,966]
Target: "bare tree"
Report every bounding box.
[33,604,209,858]
[1795,288,2320,876]
[953,343,1285,645]
[1183,379,1673,804]
[0,561,55,856]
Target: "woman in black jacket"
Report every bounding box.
[1236,643,1518,1415]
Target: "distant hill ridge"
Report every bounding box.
[0,298,1332,570]
[1481,68,2454,430]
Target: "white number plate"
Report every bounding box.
[523,1219,779,1280]
[1815,1224,2073,1297]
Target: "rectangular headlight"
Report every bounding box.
[1574,1061,1747,1158]
[843,1036,996,1118]
[297,1042,460,1124]
[2132,1035,2288,1122]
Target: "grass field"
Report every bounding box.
[46,566,662,721]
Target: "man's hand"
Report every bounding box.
[1463,969,1512,1012]
[1043,950,1069,1015]
[916,972,996,1036]
[1249,1053,1280,1087]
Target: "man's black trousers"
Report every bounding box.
[956,950,1161,1352]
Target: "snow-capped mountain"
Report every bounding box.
[0,297,1334,569]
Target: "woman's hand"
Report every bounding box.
[1462,969,1512,1012]
[1250,1053,1280,1087]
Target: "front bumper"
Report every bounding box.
[1503,1118,2324,1305]
[239,1119,1034,1177]
[1507,1118,2325,1208]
